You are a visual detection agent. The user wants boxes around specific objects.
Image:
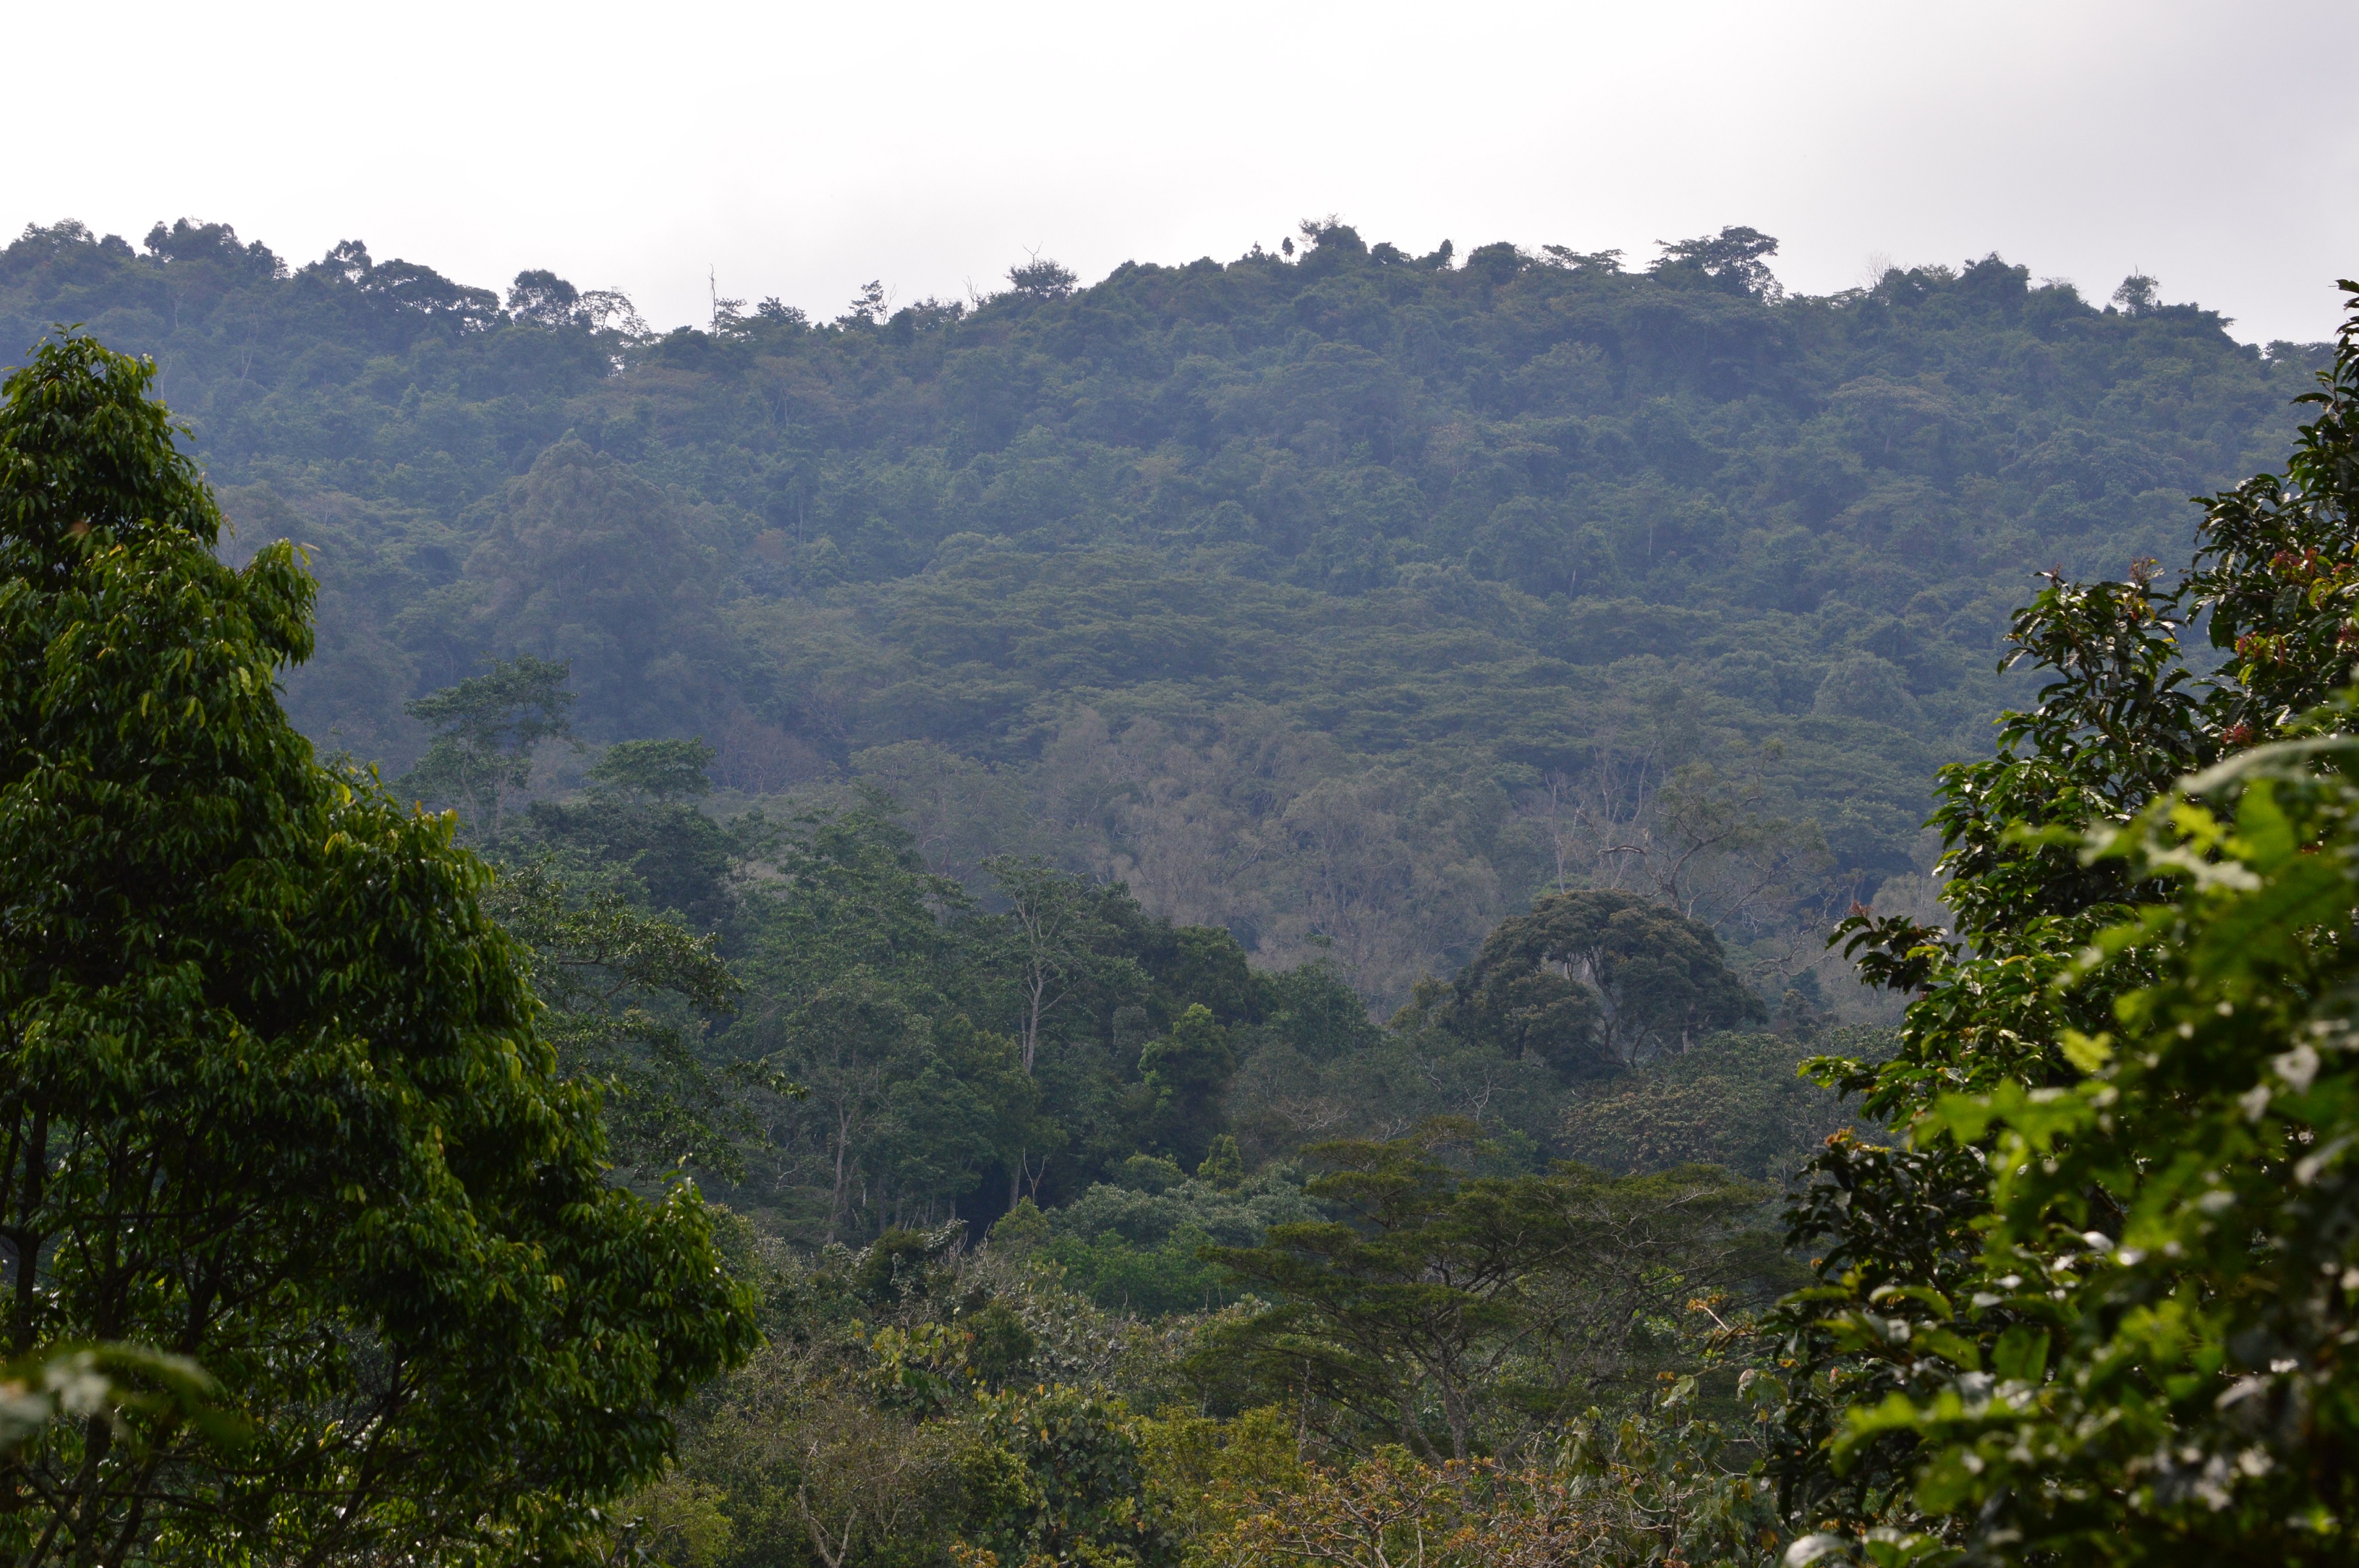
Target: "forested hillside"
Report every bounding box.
[16,220,2359,1568]
[0,216,2322,996]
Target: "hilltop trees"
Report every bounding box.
[0,336,756,1563]
[0,216,2319,1004]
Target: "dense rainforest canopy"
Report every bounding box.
[7,212,2355,1568]
[0,215,2323,997]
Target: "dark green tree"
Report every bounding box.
[484,858,786,1179]
[1138,1004,1238,1169]
[1434,890,1762,1076]
[0,335,757,1564]
[870,1015,1044,1229]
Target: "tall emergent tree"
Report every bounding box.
[983,854,1123,1077]
[399,651,576,839]
[1768,282,2359,1565]
[0,335,759,1565]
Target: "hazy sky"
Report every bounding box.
[14,1,2355,342]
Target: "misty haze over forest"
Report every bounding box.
[0,215,2319,1001]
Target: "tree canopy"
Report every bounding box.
[1419,889,1766,1077]
[3,211,2343,1567]
[0,215,2322,999]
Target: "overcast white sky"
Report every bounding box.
[12,1,2355,342]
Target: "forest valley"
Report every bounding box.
[5,216,2359,1568]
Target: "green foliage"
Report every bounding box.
[1252,961,1386,1061]
[593,736,719,802]
[399,651,575,836]
[646,1232,1202,1568]
[1138,1005,1238,1168]
[621,883,1837,1565]
[484,857,782,1179]
[1196,1135,1245,1191]
[0,334,757,1562]
[1039,1166,1319,1316]
[1204,1120,1775,1461]
[1226,1005,1557,1168]
[855,1226,966,1307]
[1858,749,2359,1562]
[1425,889,1766,1077]
[990,1199,1051,1252]
[1559,1028,1891,1181]
[1043,1231,1234,1320]
[24,206,2330,1559]
[521,785,748,926]
[967,1382,1167,1567]
[1763,284,2359,1564]
[0,219,2318,1000]
[685,800,1410,1238]
[1781,746,2359,1567]
[1136,1402,1307,1550]
[448,440,734,733]
[984,853,1141,1076]
[651,1154,1787,1568]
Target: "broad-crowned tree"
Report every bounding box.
[587,736,717,804]
[1434,889,1763,1077]
[399,652,575,840]
[0,335,758,1565]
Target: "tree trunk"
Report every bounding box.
[829,1105,853,1243]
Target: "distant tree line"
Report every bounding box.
[0,213,2324,1000]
